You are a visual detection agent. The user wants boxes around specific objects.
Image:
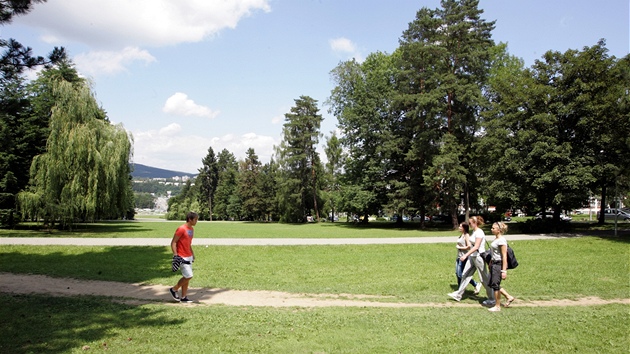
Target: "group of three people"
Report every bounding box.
[449,215,516,311]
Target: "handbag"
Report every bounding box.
[506,245,519,269]
[480,240,492,264]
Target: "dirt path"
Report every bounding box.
[2,272,627,308]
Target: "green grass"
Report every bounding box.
[0,220,461,238]
[3,218,628,239]
[1,237,628,301]
[1,295,627,353]
[0,222,629,353]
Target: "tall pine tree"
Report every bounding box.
[277,96,323,223]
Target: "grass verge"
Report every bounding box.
[1,294,627,353]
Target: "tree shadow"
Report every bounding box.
[0,245,236,352]
[0,246,172,283]
[320,221,454,232]
[0,293,183,353]
[3,221,154,237]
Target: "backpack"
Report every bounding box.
[506,245,518,269]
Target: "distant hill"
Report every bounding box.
[130,163,197,179]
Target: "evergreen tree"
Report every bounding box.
[398,0,496,227]
[214,149,239,220]
[258,159,279,222]
[197,146,218,220]
[166,179,201,220]
[238,148,263,220]
[277,96,323,223]
[323,132,343,222]
[423,133,467,224]
[0,0,66,226]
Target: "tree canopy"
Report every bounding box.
[18,72,133,228]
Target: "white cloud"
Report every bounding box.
[74,47,156,76]
[271,114,284,124]
[17,0,271,48]
[159,123,182,136]
[14,0,271,76]
[329,37,364,62]
[330,37,357,53]
[163,93,220,119]
[132,125,278,173]
[210,132,277,162]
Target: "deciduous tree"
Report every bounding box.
[18,78,133,228]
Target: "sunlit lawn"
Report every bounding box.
[2,217,628,239]
[0,220,628,353]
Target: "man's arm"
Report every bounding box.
[170,234,180,256]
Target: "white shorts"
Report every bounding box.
[180,256,194,278]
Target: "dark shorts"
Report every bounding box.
[489,261,502,291]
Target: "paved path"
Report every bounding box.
[0,234,567,246]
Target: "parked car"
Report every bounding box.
[411,215,430,222]
[597,208,630,221]
[430,215,450,223]
[535,212,572,222]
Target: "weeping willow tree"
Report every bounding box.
[18,79,133,228]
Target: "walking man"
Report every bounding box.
[169,211,198,303]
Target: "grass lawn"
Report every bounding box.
[0,222,628,353]
[2,295,626,353]
[1,217,627,239]
[0,220,461,238]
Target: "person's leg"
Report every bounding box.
[449,257,477,300]
[469,277,478,287]
[473,256,494,301]
[179,277,191,297]
[455,259,463,287]
[488,263,502,311]
[178,257,194,299]
[500,288,515,306]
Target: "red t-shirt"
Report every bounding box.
[174,224,194,257]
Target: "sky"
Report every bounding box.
[1,0,628,174]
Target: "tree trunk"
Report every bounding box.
[208,196,213,221]
[312,165,320,221]
[599,184,607,224]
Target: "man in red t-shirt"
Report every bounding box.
[169,211,198,303]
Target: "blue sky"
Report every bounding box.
[2,0,628,173]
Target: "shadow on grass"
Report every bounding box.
[0,246,171,283]
[507,220,630,243]
[318,221,456,231]
[1,222,154,237]
[0,293,182,353]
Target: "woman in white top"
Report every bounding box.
[455,222,482,294]
[448,216,495,303]
[487,221,516,312]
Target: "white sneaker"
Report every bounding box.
[447,292,461,302]
[473,283,482,295]
[488,306,501,312]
